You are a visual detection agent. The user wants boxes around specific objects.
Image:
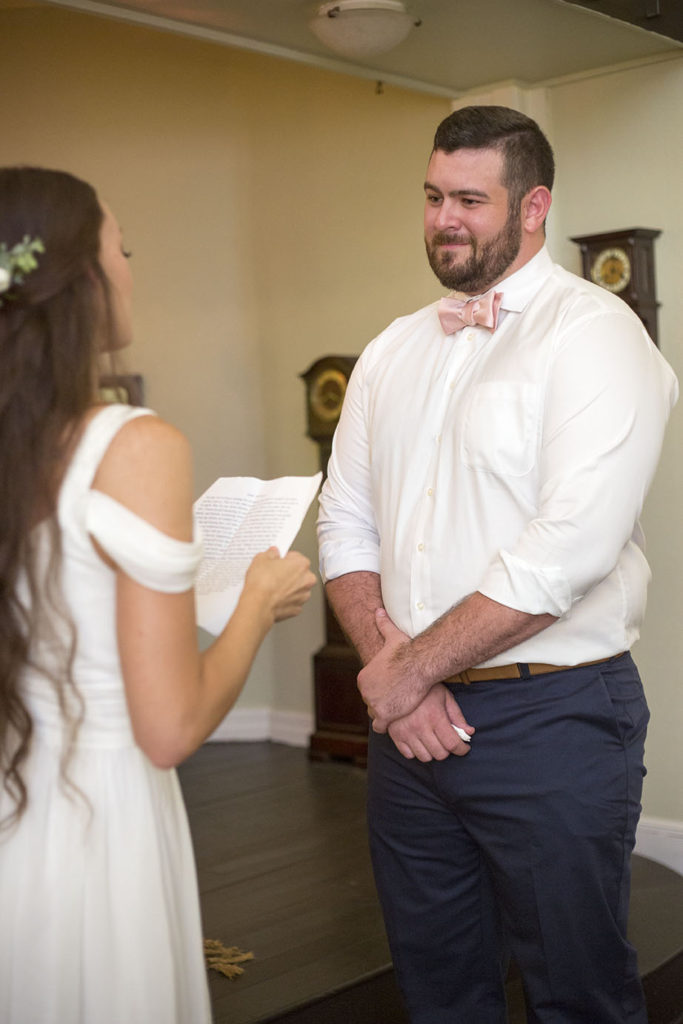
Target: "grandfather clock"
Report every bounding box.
[570,228,661,346]
[300,356,369,766]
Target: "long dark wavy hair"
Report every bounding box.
[0,167,114,829]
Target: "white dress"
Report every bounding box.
[0,404,213,1024]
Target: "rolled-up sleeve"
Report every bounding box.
[479,309,678,616]
[317,355,381,583]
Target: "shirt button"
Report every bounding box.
[436,434,442,444]
[417,601,424,611]
[417,543,424,552]
[427,488,433,496]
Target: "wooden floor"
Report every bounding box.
[178,741,683,1024]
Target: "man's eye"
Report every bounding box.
[121,248,133,259]
[425,194,441,204]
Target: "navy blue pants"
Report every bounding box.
[367,654,649,1023]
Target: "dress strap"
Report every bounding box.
[59,404,204,594]
[86,491,203,593]
[62,404,155,497]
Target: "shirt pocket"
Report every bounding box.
[461,381,538,477]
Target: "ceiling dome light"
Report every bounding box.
[309,1,420,60]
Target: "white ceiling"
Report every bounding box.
[36,0,683,96]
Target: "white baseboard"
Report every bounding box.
[208,706,313,747]
[635,816,683,876]
[270,710,315,747]
[208,706,270,742]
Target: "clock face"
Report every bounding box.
[310,367,348,423]
[591,246,631,293]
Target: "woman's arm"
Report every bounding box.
[91,415,316,768]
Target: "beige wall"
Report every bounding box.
[0,3,447,711]
[2,6,681,820]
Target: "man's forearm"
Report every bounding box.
[400,591,557,684]
[359,592,557,727]
[325,571,385,665]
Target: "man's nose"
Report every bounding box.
[434,201,461,232]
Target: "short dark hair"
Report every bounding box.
[432,105,555,207]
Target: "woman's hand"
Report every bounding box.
[244,547,317,622]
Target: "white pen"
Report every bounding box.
[452,724,471,743]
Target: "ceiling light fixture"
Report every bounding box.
[309,1,421,60]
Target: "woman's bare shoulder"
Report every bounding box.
[92,411,194,539]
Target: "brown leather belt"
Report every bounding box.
[443,652,626,685]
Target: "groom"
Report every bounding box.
[317,105,678,1022]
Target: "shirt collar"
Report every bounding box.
[495,245,554,314]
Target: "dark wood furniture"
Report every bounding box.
[571,227,661,346]
[301,356,369,766]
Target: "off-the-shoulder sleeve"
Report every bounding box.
[85,490,203,593]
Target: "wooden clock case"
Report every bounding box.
[301,356,368,766]
[570,228,661,346]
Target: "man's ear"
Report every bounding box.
[522,186,552,233]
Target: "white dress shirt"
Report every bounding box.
[317,247,678,667]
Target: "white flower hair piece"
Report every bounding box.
[0,235,45,307]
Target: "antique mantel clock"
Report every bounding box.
[570,228,661,346]
[301,355,369,766]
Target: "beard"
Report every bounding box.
[425,205,522,294]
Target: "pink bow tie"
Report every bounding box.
[438,290,503,335]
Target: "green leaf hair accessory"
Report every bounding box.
[0,235,45,306]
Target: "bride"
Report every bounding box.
[0,166,316,1024]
